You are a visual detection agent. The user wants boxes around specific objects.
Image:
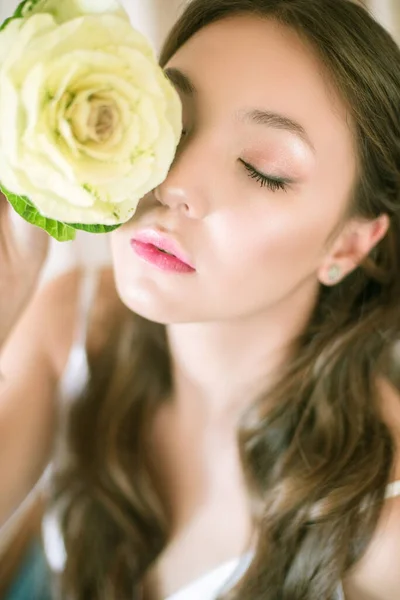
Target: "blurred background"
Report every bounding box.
[0,0,398,283]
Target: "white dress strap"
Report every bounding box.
[72,267,99,350]
[385,479,400,499]
[57,268,99,405]
[336,582,345,600]
[42,269,100,572]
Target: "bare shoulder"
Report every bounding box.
[379,377,400,470]
[343,497,400,600]
[343,378,400,600]
[38,266,126,377]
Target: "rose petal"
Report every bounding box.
[0,8,182,226]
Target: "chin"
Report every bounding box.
[113,275,195,325]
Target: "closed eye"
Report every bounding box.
[240,159,289,192]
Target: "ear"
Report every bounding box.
[318,214,390,286]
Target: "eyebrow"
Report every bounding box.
[164,67,315,153]
[241,109,315,153]
[164,67,197,95]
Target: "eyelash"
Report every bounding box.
[180,128,289,193]
[240,159,289,192]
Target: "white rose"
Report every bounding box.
[21,0,127,24]
[0,7,182,225]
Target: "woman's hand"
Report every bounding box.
[0,192,49,348]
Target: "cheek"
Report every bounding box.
[211,201,329,280]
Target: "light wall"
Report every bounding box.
[368,0,400,42]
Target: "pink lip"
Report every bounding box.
[130,229,196,273]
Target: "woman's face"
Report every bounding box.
[111,15,357,324]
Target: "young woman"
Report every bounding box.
[1,1,400,599]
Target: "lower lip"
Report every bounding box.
[130,240,195,273]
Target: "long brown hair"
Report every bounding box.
[52,1,400,598]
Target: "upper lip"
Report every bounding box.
[131,229,195,269]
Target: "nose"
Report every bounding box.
[155,136,212,219]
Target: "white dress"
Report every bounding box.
[34,269,400,599]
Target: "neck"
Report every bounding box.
[166,285,319,420]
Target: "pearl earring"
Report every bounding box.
[328,264,341,283]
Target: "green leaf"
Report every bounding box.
[2,184,122,240]
[68,222,122,234]
[13,0,43,19]
[0,0,43,32]
[0,15,16,32]
[2,186,76,242]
